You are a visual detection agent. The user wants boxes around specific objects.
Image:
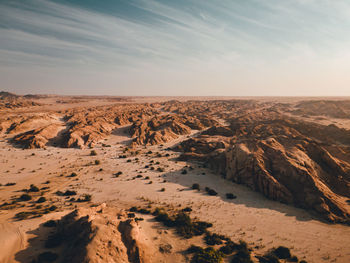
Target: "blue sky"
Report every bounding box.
[1,0,350,96]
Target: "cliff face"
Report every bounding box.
[62,105,157,149]
[175,115,350,223]
[129,115,191,146]
[129,114,217,146]
[5,104,158,149]
[225,138,350,222]
[12,124,64,149]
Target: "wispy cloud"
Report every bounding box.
[1,0,350,95]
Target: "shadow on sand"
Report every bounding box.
[158,161,330,224]
[15,220,58,263]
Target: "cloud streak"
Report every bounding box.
[1,0,350,95]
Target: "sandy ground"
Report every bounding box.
[0,122,349,263]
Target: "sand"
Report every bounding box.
[0,96,350,263]
[0,125,349,263]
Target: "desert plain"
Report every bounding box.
[0,92,349,263]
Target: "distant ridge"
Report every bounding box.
[0,91,19,99]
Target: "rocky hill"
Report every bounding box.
[2,98,350,223]
[174,111,350,223]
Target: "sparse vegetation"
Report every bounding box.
[159,243,172,253]
[129,206,138,212]
[128,212,135,218]
[219,241,238,255]
[77,194,92,202]
[56,190,77,196]
[154,210,212,238]
[69,172,77,177]
[192,183,200,190]
[15,211,38,220]
[90,150,97,156]
[28,184,39,192]
[36,196,46,203]
[190,246,224,263]
[187,245,203,254]
[226,193,237,199]
[94,160,100,165]
[138,208,151,214]
[258,246,297,263]
[182,207,192,212]
[114,171,123,177]
[19,193,32,201]
[48,205,57,211]
[204,232,224,246]
[205,188,218,196]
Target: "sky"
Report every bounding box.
[1,0,350,96]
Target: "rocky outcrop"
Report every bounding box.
[174,135,230,175]
[6,115,56,135]
[225,137,350,222]
[175,114,350,223]
[62,105,157,148]
[293,100,350,119]
[129,111,219,147]
[130,115,192,146]
[201,125,233,137]
[0,91,41,109]
[62,117,116,149]
[11,124,64,149]
[26,205,155,263]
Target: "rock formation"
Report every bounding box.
[2,95,350,223]
[293,100,350,119]
[129,114,192,146]
[0,91,41,109]
[12,124,64,149]
[25,205,156,263]
[174,112,350,223]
